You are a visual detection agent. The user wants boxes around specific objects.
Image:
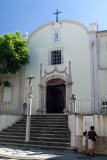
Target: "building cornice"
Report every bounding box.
[28,19,89,41]
[97,31,107,37]
[60,19,89,32]
[28,21,54,41]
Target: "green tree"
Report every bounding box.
[0,31,29,74]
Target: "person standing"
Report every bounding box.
[87,126,98,157]
[82,131,87,154]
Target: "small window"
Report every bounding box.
[53,32,60,44]
[51,50,61,65]
[102,101,107,105]
[54,33,58,43]
[48,48,63,65]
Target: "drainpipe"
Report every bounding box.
[91,40,95,113]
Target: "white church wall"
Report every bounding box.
[60,23,90,99]
[0,115,22,131]
[98,70,107,99]
[97,32,107,102]
[26,20,91,113]
[0,74,21,113]
[68,114,107,155]
[97,32,107,68]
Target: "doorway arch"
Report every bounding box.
[46,78,66,113]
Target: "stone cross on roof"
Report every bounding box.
[53,9,62,22]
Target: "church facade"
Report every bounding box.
[0,19,107,154]
[25,19,91,114]
[0,19,107,115]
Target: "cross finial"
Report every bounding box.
[53,9,62,22]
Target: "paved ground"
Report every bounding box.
[0,145,107,160]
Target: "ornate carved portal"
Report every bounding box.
[38,61,73,114]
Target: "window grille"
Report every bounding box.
[51,50,61,65]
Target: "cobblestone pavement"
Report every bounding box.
[0,145,107,160]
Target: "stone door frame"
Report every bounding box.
[38,61,73,114]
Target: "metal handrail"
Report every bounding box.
[0,99,107,115]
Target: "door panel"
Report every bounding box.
[46,85,66,113]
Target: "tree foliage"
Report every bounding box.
[0,31,29,74]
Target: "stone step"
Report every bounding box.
[30,117,68,119]
[22,116,68,121]
[30,114,68,117]
[12,123,68,128]
[0,135,70,142]
[18,116,67,120]
[0,114,74,152]
[0,131,70,137]
[22,114,68,119]
[30,137,70,143]
[0,141,77,152]
[16,121,68,124]
[5,126,69,131]
[0,139,70,147]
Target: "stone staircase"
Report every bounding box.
[0,114,77,152]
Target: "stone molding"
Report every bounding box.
[28,19,89,41]
[38,62,73,114]
[51,22,63,30]
[42,65,69,81]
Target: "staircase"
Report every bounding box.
[0,114,77,152]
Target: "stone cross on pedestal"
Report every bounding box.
[25,75,35,142]
[53,9,62,22]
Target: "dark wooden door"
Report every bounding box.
[46,84,66,113]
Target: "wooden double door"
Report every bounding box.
[46,84,66,113]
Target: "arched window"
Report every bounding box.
[53,32,60,43]
[54,33,58,43]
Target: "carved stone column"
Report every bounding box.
[37,83,43,114]
[71,94,76,113]
[42,84,47,114]
[37,63,43,114]
[64,81,72,114]
[63,61,73,114]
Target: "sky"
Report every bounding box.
[0,0,107,36]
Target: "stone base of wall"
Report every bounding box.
[76,136,107,155]
[0,115,22,131]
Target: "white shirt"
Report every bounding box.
[82,136,86,145]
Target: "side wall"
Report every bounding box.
[0,73,22,113]
[68,114,107,155]
[97,32,107,101]
[0,115,22,131]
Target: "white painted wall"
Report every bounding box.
[26,20,91,113]
[98,70,107,99]
[68,114,107,154]
[97,34,107,68]
[0,115,22,131]
[0,21,107,115]
[97,33,107,101]
[0,73,21,113]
